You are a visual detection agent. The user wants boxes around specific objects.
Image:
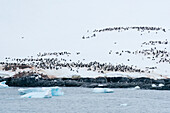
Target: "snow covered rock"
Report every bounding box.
[0,81,9,88]
[158,84,164,87]
[93,88,114,93]
[134,86,140,90]
[21,89,52,98]
[152,84,157,87]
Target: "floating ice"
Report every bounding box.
[93,88,114,93]
[43,87,64,96]
[18,88,44,95]
[21,89,52,98]
[18,87,64,96]
[0,81,9,88]
[120,103,128,107]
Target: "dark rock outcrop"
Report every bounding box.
[2,73,170,90]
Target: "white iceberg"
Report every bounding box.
[21,89,52,98]
[18,87,64,96]
[18,88,43,95]
[0,81,9,88]
[93,88,114,93]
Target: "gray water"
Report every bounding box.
[0,87,170,113]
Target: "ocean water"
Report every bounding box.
[0,87,170,113]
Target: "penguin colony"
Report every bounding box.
[0,26,169,77]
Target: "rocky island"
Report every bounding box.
[0,26,170,90]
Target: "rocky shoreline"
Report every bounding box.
[1,73,170,90]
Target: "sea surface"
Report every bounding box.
[0,87,170,113]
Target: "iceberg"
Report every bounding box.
[18,88,44,95]
[93,88,114,93]
[18,87,64,96]
[45,87,64,96]
[21,89,52,98]
[0,81,9,88]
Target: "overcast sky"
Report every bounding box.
[0,0,170,60]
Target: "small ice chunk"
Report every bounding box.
[104,88,114,93]
[134,86,140,90]
[120,104,128,106]
[93,88,114,93]
[152,84,157,87]
[21,89,52,98]
[158,84,164,87]
[0,81,9,88]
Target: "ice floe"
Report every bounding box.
[120,103,128,107]
[21,90,52,98]
[93,88,114,93]
[19,87,64,98]
[0,81,9,88]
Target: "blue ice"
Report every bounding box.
[21,89,52,98]
[18,87,64,97]
[0,81,9,88]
